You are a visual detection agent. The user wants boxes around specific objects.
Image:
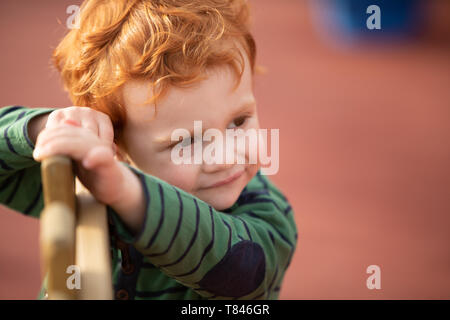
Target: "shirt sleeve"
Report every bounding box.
[108,164,298,299]
[0,105,55,218]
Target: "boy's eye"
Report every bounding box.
[227,116,248,129]
[170,136,195,149]
[181,136,195,147]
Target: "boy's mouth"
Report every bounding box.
[205,169,245,189]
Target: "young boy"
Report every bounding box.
[0,0,297,299]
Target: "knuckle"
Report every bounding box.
[48,109,63,121]
[65,106,91,118]
[98,111,110,120]
[96,113,111,127]
[80,106,96,113]
[48,109,58,118]
[65,106,80,113]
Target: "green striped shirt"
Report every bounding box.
[0,105,297,300]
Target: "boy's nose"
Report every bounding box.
[200,138,246,173]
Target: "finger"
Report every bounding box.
[45,109,65,129]
[63,119,81,127]
[78,116,99,137]
[35,126,82,148]
[47,107,98,136]
[34,134,101,161]
[82,145,115,170]
[55,108,82,127]
[96,114,114,144]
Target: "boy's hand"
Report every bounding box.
[32,107,145,234]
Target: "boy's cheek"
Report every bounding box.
[247,163,259,179]
[155,164,199,193]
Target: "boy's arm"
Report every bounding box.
[109,166,298,299]
[0,105,55,217]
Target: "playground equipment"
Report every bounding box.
[39,155,113,299]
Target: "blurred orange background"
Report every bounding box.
[0,0,449,299]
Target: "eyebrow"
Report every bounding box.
[154,99,256,145]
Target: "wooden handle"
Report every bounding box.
[39,156,77,299]
[39,155,113,299]
[41,156,76,210]
[75,179,113,300]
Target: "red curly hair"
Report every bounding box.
[52,0,257,145]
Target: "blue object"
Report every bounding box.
[310,0,424,45]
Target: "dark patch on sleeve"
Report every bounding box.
[197,240,265,298]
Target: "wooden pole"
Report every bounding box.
[40,155,77,299]
[75,179,113,300]
[39,155,113,299]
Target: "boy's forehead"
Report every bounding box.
[122,61,254,128]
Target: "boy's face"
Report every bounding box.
[120,53,260,210]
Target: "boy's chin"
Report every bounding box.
[206,192,241,211]
[197,165,258,211]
